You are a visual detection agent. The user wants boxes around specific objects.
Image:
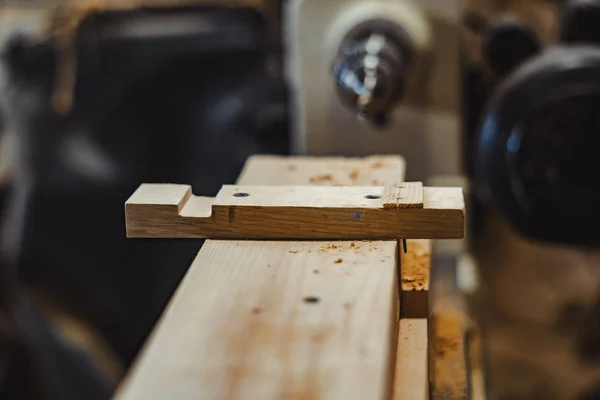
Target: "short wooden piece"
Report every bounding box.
[125,184,464,240]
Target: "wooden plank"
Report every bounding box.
[115,240,400,400]
[125,184,464,240]
[393,319,429,400]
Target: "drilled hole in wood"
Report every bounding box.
[234,192,250,198]
[365,195,381,200]
[303,296,320,304]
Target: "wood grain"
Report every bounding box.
[240,155,430,399]
[117,155,432,399]
[115,240,400,400]
[384,182,424,209]
[125,184,465,240]
[236,155,406,187]
[393,319,429,400]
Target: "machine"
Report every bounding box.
[0,1,287,399]
[8,0,600,399]
[462,0,600,399]
[286,0,462,181]
[0,1,463,399]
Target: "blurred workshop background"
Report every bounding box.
[0,0,583,399]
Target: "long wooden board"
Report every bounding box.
[116,155,411,399]
[125,184,464,240]
[116,240,399,399]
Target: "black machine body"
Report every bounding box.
[469,0,600,249]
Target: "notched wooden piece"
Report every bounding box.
[125,183,465,240]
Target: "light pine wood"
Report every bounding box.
[236,155,406,187]
[115,240,400,400]
[238,156,430,399]
[384,182,424,209]
[125,184,464,240]
[117,155,433,399]
[393,319,429,400]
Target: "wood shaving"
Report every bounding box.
[309,174,334,184]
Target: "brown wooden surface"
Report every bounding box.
[383,182,424,209]
[125,184,465,240]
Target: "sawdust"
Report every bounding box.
[309,174,334,184]
[401,240,430,291]
[372,161,384,169]
[349,170,359,181]
[334,258,343,264]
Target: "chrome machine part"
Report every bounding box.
[332,20,414,128]
[285,0,462,182]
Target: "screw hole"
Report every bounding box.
[303,296,320,304]
[234,192,250,198]
[365,195,381,200]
